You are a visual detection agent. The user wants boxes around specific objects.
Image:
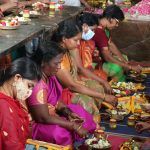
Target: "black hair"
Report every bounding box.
[32,41,66,65]
[0,57,41,86]
[102,5,124,21]
[77,12,99,30]
[51,18,80,43]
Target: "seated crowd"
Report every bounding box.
[0,4,149,150]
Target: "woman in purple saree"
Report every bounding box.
[27,41,96,146]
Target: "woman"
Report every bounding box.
[71,13,112,93]
[77,12,108,81]
[52,19,116,125]
[27,41,96,146]
[0,57,41,150]
[92,5,142,82]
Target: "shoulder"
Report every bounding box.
[61,53,70,70]
[0,98,14,116]
[0,98,9,108]
[95,27,106,36]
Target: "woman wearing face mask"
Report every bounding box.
[76,13,112,93]
[0,57,41,150]
[27,41,96,146]
[52,19,117,126]
[92,5,142,82]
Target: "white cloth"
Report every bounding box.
[52,0,81,6]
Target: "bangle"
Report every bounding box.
[75,125,82,132]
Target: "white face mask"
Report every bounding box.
[15,81,32,101]
[82,28,95,40]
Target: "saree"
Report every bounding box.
[28,76,96,146]
[0,92,29,150]
[79,40,107,80]
[93,27,126,82]
[60,52,105,124]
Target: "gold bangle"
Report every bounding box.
[76,125,82,132]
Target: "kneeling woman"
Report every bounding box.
[27,41,96,146]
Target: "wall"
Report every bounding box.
[111,20,150,61]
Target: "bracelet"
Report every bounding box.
[75,124,82,132]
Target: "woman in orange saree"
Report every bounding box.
[77,13,107,81]
[52,19,117,126]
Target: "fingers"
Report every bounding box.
[135,122,147,133]
[0,12,4,18]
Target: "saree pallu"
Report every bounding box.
[79,40,107,80]
[60,52,105,124]
[0,92,29,150]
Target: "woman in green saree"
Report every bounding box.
[92,5,142,82]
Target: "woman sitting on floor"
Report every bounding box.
[27,41,96,146]
[52,19,117,126]
[92,5,142,82]
[77,12,108,81]
[0,57,41,150]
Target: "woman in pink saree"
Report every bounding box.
[27,41,96,146]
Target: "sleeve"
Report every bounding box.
[0,100,25,150]
[28,84,48,106]
[93,28,109,50]
[60,54,70,70]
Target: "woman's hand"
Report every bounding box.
[129,65,142,74]
[68,112,84,123]
[73,123,88,138]
[140,139,150,150]
[141,104,150,113]
[102,82,112,94]
[104,95,117,106]
[84,2,93,10]
[93,49,99,57]
[135,122,150,133]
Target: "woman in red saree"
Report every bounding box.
[0,57,41,150]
